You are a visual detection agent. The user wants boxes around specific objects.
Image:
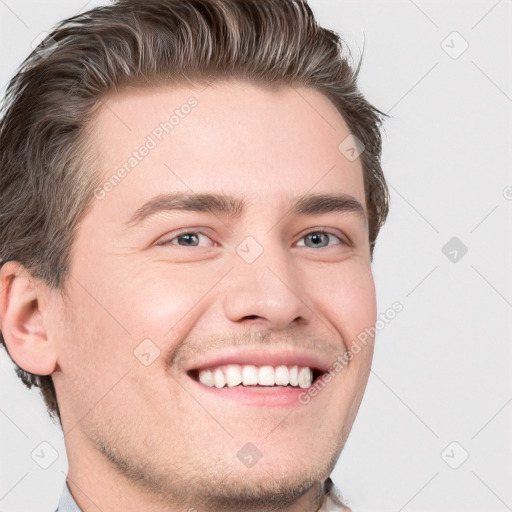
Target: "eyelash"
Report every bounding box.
[156,229,348,249]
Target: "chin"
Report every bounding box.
[195,465,327,510]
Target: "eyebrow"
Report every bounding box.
[124,191,367,228]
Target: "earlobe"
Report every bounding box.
[0,262,58,376]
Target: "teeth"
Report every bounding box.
[199,369,214,387]
[213,368,226,388]
[258,366,275,386]
[298,367,312,389]
[275,365,289,386]
[289,365,298,386]
[242,365,258,385]
[197,364,314,389]
[225,365,242,387]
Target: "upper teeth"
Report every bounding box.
[198,365,314,389]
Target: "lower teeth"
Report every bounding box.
[226,383,297,388]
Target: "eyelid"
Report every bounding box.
[296,227,351,246]
[155,227,216,246]
[299,229,350,249]
[155,226,351,248]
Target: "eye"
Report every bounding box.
[296,230,346,249]
[156,231,215,247]
[155,229,347,249]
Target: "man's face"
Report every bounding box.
[50,81,376,508]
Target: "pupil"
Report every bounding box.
[181,234,198,246]
[309,233,326,247]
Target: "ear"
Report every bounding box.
[0,261,58,375]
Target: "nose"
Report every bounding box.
[221,239,312,331]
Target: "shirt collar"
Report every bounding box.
[318,477,352,511]
[54,481,83,512]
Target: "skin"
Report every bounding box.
[0,80,376,512]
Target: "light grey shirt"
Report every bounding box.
[55,477,351,511]
[54,481,82,512]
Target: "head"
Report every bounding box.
[0,0,389,509]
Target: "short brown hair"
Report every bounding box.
[0,0,389,425]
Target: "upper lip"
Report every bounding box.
[184,348,333,374]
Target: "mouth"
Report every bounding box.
[183,348,335,406]
[186,364,328,407]
[188,364,325,389]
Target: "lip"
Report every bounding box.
[188,376,313,407]
[183,347,334,407]
[184,348,333,374]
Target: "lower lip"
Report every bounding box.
[188,376,312,407]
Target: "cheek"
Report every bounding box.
[77,254,215,341]
[313,260,377,339]
[52,299,125,421]
[118,263,218,334]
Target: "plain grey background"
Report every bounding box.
[1,1,511,511]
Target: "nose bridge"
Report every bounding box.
[221,231,311,329]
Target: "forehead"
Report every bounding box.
[87,80,366,221]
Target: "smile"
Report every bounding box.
[193,364,320,389]
[184,348,334,406]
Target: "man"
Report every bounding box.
[0,0,389,510]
